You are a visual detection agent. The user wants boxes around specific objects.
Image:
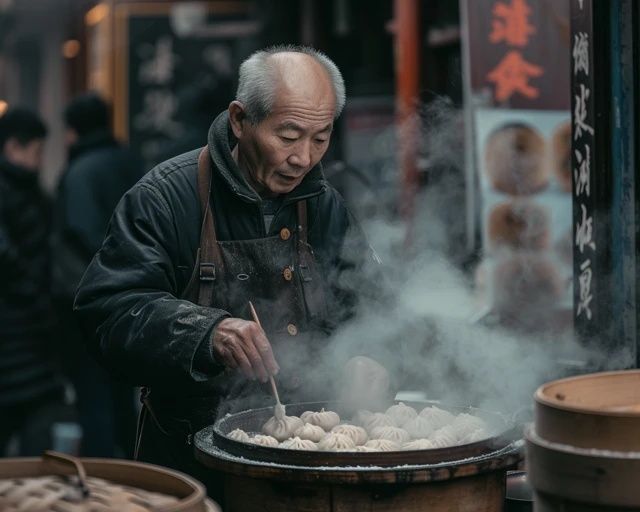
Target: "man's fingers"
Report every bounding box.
[254,329,280,375]
[231,345,256,380]
[217,345,238,369]
[240,337,269,383]
[242,324,269,382]
[213,317,279,381]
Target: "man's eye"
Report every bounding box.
[314,138,328,144]
[280,136,297,142]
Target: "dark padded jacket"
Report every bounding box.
[74,112,376,400]
[0,158,63,405]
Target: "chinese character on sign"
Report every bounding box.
[573,84,594,140]
[134,90,183,137]
[572,32,589,76]
[577,259,593,319]
[486,50,544,101]
[489,0,535,47]
[574,145,591,196]
[138,37,178,85]
[575,203,596,253]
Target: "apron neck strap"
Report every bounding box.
[193,146,224,306]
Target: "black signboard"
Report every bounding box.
[113,1,255,169]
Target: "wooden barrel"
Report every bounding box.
[526,370,640,511]
[195,425,523,512]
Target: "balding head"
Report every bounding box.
[235,45,345,124]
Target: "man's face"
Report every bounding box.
[232,77,336,196]
[4,137,44,172]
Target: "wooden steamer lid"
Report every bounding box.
[0,451,220,512]
[534,369,640,451]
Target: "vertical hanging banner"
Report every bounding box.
[461,0,574,334]
[570,0,596,338]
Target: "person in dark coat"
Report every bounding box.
[74,46,387,495]
[0,108,67,455]
[52,93,142,457]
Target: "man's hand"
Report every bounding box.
[212,318,280,382]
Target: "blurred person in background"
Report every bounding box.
[0,108,67,455]
[52,93,142,457]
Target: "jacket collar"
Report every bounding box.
[207,111,326,204]
[0,157,39,185]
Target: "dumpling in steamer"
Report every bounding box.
[363,412,396,432]
[300,409,341,431]
[429,426,458,448]
[262,414,304,442]
[338,445,374,453]
[402,439,436,450]
[279,436,318,451]
[227,428,250,443]
[352,409,374,426]
[460,429,489,444]
[331,424,368,445]
[370,426,410,444]
[364,439,401,452]
[249,435,279,447]
[317,433,356,451]
[419,406,455,429]
[451,413,488,439]
[404,415,436,439]
[294,423,326,442]
[385,402,418,427]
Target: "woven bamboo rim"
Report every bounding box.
[0,451,219,512]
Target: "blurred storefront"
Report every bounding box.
[0,0,637,364]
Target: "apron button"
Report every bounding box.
[280,227,291,241]
[287,323,298,336]
[282,266,293,281]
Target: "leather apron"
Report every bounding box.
[134,147,328,495]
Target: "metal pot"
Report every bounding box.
[505,470,533,512]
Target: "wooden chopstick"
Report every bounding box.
[248,301,282,406]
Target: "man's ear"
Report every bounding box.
[228,101,248,139]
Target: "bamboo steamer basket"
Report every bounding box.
[526,370,640,511]
[534,369,640,450]
[0,451,221,512]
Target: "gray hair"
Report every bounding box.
[235,45,346,124]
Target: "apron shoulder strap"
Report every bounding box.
[183,146,224,306]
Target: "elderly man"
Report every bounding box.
[75,46,385,491]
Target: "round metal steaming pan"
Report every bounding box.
[195,401,523,482]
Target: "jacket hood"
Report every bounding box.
[207,111,327,204]
[68,129,118,162]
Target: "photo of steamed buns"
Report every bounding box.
[551,121,572,193]
[492,254,564,328]
[484,123,548,195]
[488,200,550,251]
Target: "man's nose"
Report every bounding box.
[288,140,312,168]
